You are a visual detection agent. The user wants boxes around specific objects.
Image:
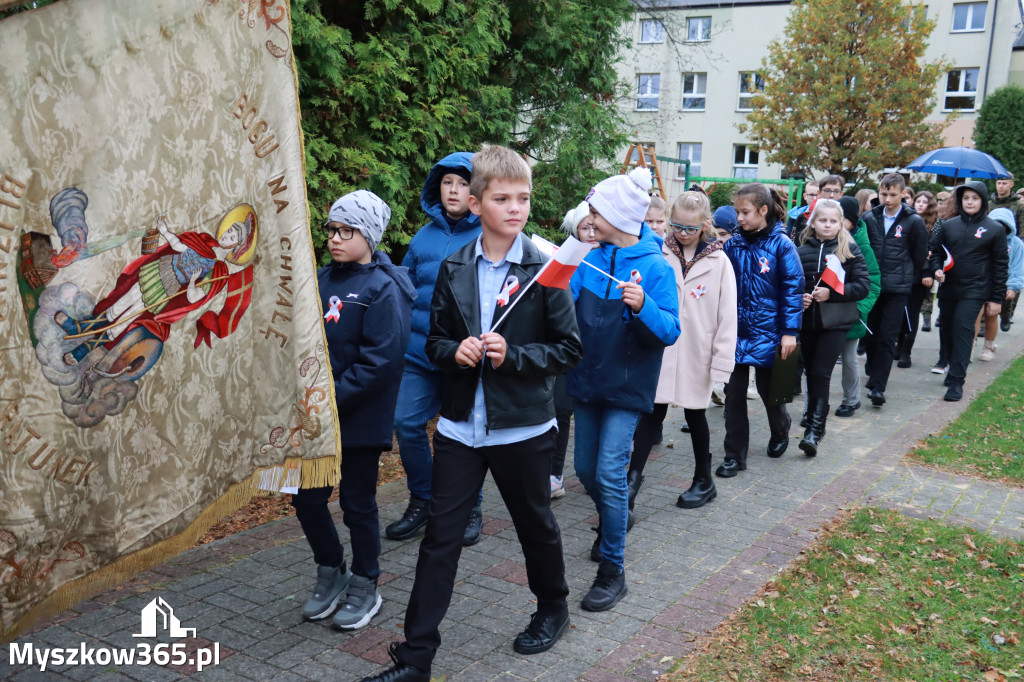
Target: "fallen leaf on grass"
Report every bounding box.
[854,554,877,565]
[869,524,888,533]
[965,535,978,551]
[981,616,1000,626]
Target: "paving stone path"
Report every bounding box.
[4,324,1023,681]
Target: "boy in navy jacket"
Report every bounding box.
[295,190,415,631]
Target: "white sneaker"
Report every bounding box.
[746,376,758,400]
[550,475,565,499]
[930,364,947,374]
[980,344,995,362]
[711,383,725,406]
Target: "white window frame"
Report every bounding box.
[686,16,712,42]
[943,68,980,111]
[951,2,986,32]
[676,143,702,179]
[732,145,759,179]
[680,72,707,111]
[639,19,665,43]
[737,72,765,111]
[636,73,661,111]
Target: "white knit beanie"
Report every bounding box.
[560,201,591,237]
[586,167,653,236]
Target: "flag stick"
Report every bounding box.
[583,260,627,285]
[905,306,913,332]
[859,318,873,335]
[489,274,540,332]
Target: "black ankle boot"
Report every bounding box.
[798,398,829,457]
[799,404,810,430]
[677,451,716,509]
[626,469,644,511]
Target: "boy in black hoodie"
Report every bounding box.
[861,173,928,407]
[929,181,1008,401]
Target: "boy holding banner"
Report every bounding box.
[362,145,583,682]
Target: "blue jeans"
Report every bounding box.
[393,362,483,507]
[572,401,641,570]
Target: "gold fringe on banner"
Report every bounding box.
[2,452,339,644]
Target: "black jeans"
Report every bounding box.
[551,375,573,478]
[799,328,847,401]
[723,364,791,466]
[938,297,986,385]
[396,429,568,671]
[865,292,908,393]
[630,403,669,474]
[897,282,930,360]
[291,445,382,579]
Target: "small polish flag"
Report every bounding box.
[531,234,594,289]
[496,275,520,307]
[821,253,846,295]
[630,269,642,285]
[942,245,954,272]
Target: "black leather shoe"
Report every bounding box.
[944,383,963,402]
[581,561,627,612]
[513,607,569,655]
[462,506,483,546]
[385,498,429,541]
[1001,318,1012,332]
[897,356,912,369]
[626,469,644,510]
[676,478,716,509]
[715,458,745,478]
[868,389,886,407]
[766,434,788,458]
[680,423,691,433]
[360,643,430,682]
[627,509,635,532]
[834,402,859,418]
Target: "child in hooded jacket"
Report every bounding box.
[568,167,680,613]
[719,184,804,476]
[296,190,415,631]
[930,181,1008,401]
[794,199,869,456]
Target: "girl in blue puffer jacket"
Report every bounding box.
[718,184,804,478]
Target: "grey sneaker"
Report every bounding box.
[302,564,350,621]
[331,574,382,631]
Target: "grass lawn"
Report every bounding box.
[669,507,1024,681]
[906,351,1024,486]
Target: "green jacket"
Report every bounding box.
[847,218,881,340]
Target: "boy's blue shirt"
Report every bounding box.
[567,224,681,412]
[436,234,556,447]
[402,151,482,371]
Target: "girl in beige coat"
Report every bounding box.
[630,191,738,510]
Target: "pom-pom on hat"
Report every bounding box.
[561,201,591,237]
[587,167,653,236]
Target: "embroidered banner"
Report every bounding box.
[0,0,340,639]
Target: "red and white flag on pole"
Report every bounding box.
[530,234,594,289]
[942,245,954,272]
[821,253,846,295]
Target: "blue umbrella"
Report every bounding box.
[903,146,1011,180]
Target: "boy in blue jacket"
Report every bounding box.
[363,145,582,682]
[296,190,415,631]
[389,152,486,545]
[568,167,681,613]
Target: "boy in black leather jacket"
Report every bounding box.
[362,145,583,682]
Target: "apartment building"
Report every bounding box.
[618,0,1023,181]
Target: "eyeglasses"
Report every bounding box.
[804,192,819,200]
[670,222,702,235]
[820,187,843,197]
[326,225,357,240]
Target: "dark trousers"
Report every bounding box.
[551,375,573,478]
[397,429,568,670]
[799,328,847,401]
[865,292,908,393]
[897,283,930,360]
[291,445,382,579]
[630,403,669,474]
[723,364,791,466]
[938,297,986,385]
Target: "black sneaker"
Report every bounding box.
[897,356,911,369]
[944,383,963,402]
[1001,318,1012,332]
[581,561,627,612]
[868,389,886,406]
[834,402,859,418]
[462,506,483,546]
[385,498,429,540]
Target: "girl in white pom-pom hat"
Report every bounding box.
[566,167,680,613]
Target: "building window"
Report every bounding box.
[677,143,702,178]
[637,73,661,110]
[687,16,711,42]
[737,72,765,111]
[681,73,707,111]
[951,2,986,31]
[944,68,979,110]
[733,145,759,179]
[640,19,665,43]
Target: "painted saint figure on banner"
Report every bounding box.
[18,190,259,427]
